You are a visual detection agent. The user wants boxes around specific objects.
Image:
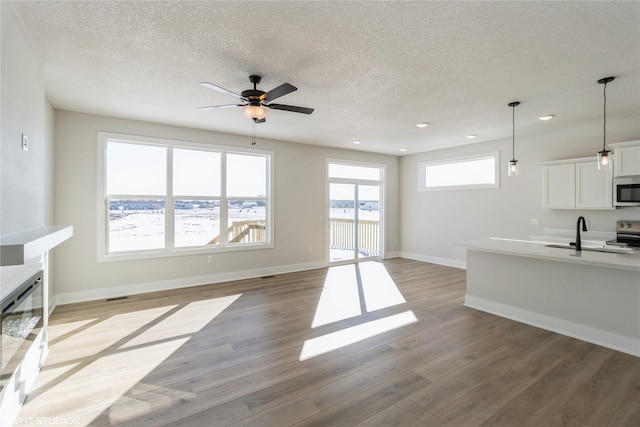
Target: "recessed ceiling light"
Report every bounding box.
[353,140,361,145]
[466,134,477,139]
[538,115,554,121]
[416,123,428,128]
[400,148,408,152]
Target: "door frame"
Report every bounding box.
[326,159,385,265]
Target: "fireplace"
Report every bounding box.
[0,225,72,427]
[1,270,44,391]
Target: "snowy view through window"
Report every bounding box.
[105,139,269,254]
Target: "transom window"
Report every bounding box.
[97,132,272,262]
[418,152,500,191]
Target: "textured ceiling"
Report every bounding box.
[8,1,640,155]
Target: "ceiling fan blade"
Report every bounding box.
[197,104,242,110]
[199,82,245,100]
[263,83,297,102]
[266,103,314,114]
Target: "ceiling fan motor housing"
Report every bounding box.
[243,75,265,104]
[241,89,266,103]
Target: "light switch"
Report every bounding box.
[22,134,28,152]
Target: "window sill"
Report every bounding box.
[97,242,274,263]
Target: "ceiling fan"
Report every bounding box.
[197,75,314,123]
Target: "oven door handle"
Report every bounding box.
[616,233,640,239]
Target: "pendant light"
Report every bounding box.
[597,76,614,170]
[507,101,520,176]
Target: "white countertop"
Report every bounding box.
[459,237,640,272]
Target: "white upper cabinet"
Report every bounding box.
[542,163,575,208]
[611,141,640,177]
[541,157,613,210]
[575,161,613,208]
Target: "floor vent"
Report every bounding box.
[106,296,129,302]
[261,275,275,279]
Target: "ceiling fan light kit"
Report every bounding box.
[243,105,268,120]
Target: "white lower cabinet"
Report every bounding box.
[542,157,613,209]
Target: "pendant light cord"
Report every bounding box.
[602,81,607,151]
[512,104,516,161]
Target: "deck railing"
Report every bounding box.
[208,220,266,245]
[206,218,378,254]
[329,218,379,254]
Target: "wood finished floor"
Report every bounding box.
[16,258,640,427]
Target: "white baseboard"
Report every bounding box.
[55,254,465,305]
[55,260,327,305]
[464,295,640,358]
[398,251,466,270]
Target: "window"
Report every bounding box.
[98,132,272,261]
[418,152,499,191]
[328,163,382,181]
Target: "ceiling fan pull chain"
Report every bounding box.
[251,120,256,146]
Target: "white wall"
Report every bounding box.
[0,3,50,235]
[1,4,57,306]
[54,111,400,303]
[400,115,640,267]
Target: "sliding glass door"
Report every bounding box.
[328,161,383,263]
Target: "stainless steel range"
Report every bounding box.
[606,220,640,248]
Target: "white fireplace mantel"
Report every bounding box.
[0,225,73,266]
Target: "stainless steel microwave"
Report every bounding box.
[614,176,640,207]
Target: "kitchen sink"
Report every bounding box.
[544,243,635,254]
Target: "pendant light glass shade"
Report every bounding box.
[597,149,611,170]
[507,101,520,176]
[597,77,614,170]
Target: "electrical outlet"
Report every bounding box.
[207,255,214,264]
[531,218,540,226]
[21,134,28,152]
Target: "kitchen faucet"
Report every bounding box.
[575,216,588,251]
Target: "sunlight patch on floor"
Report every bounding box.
[25,337,191,426]
[299,310,417,361]
[121,294,241,348]
[311,264,361,328]
[302,261,414,361]
[359,261,406,311]
[48,318,99,341]
[46,306,178,364]
[19,294,241,426]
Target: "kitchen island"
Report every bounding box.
[460,238,640,357]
